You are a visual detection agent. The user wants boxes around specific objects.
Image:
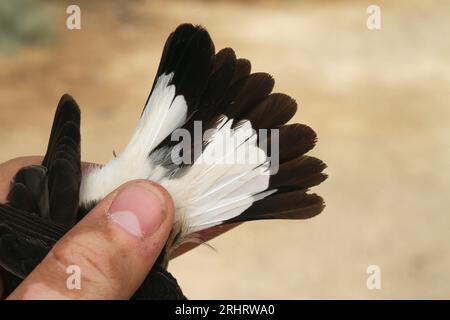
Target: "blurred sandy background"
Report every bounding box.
[0,0,449,299]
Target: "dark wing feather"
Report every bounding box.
[0,204,68,278]
[7,165,49,219]
[43,94,80,168]
[0,94,81,283]
[44,96,81,226]
[132,266,187,300]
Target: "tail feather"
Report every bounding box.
[190,48,237,126]
[244,93,297,129]
[225,73,274,119]
[80,23,327,238]
[232,58,251,83]
[271,156,327,190]
[273,124,318,162]
[229,191,325,223]
[149,23,215,109]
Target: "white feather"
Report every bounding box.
[158,117,274,233]
[79,73,186,206]
[80,78,274,234]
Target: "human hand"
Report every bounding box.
[0,156,239,299]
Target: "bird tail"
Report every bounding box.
[80,24,327,236]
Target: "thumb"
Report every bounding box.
[7,180,174,300]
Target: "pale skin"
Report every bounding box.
[0,156,239,299]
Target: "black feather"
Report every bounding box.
[228,191,325,223]
[0,204,68,278]
[270,156,327,190]
[226,72,275,120]
[0,94,81,283]
[232,58,251,83]
[146,23,215,117]
[273,124,318,163]
[43,94,80,168]
[244,93,297,129]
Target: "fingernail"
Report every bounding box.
[108,185,166,237]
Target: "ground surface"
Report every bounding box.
[0,0,449,298]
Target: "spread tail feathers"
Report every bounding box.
[0,23,326,300]
[80,23,327,237]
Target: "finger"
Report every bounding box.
[7,180,174,300]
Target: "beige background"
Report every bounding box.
[0,0,449,299]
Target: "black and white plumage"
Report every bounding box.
[0,24,326,299]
